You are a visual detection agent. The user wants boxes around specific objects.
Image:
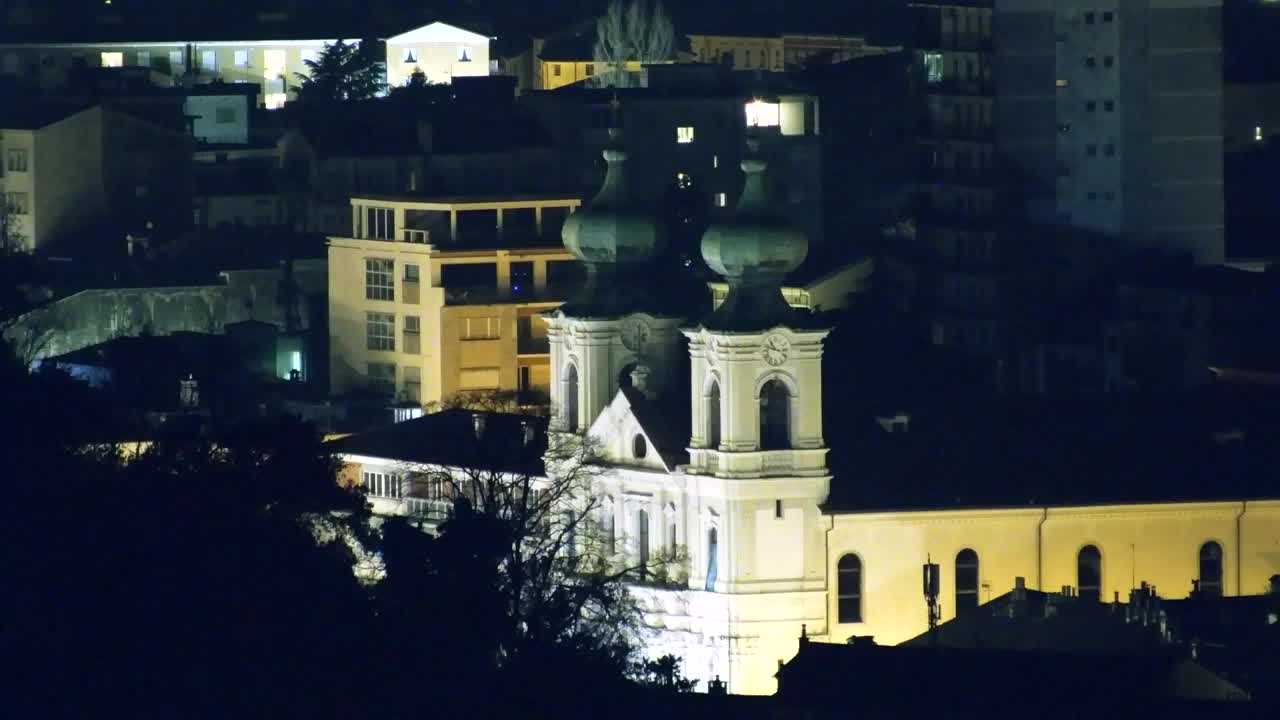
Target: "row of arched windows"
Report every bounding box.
[836,541,1226,624]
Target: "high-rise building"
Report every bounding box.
[909,0,1224,368]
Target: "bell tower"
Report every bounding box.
[680,140,832,695]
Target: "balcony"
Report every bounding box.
[688,447,829,479]
[517,335,551,355]
[402,228,429,244]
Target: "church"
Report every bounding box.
[333,126,1280,695]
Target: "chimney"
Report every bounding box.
[1269,574,1280,595]
[707,676,727,696]
[799,623,809,647]
[472,412,486,439]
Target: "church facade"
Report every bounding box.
[335,127,1280,696]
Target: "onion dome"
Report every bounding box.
[699,141,809,331]
[559,128,668,317]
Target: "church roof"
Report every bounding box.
[327,409,548,475]
[824,388,1280,513]
[620,386,691,471]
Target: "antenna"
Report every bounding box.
[924,557,941,637]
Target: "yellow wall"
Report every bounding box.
[825,501,1280,646]
[688,34,784,70]
[538,59,641,90]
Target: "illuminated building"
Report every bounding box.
[0,21,489,109]
[332,121,1280,698]
[326,193,583,409]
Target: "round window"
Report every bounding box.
[632,434,648,459]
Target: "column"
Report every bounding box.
[393,206,406,243]
[496,251,511,293]
[533,260,547,293]
[535,206,544,236]
[449,209,458,242]
[496,208,505,239]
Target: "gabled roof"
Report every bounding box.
[328,409,548,475]
[591,387,690,472]
[386,21,490,45]
[0,101,92,130]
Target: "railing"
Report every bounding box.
[404,497,451,521]
[402,228,429,244]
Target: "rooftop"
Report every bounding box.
[327,409,548,475]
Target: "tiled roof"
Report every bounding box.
[328,409,549,475]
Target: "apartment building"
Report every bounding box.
[0,21,489,109]
[328,193,582,408]
[0,103,192,252]
[909,0,1224,376]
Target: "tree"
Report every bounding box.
[634,654,698,692]
[387,66,454,105]
[294,39,387,102]
[593,0,675,88]
[0,193,22,255]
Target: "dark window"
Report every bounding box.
[440,262,497,289]
[956,549,979,614]
[759,379,790,450]
[706,527,719,590]
[637,509,650,577]
[565,364,580,432]
[1102,11,1114,22]
[775,499,783,519]
[1087,143,1098,156]
[1078,545,1102,601]
[633,434,648,460]
[707,381,721,449]
[837,554,863,623]
[1085,56,1096,67]
[1084,12,1095,24]
[1086,100,1097,112]
[510,261,533,295]
[1104,56,1114,67]
[1104,100,1115,112]
[1199,541,1223,597]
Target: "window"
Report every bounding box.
[404,263,420,283]
[1199,542,1223,597]
[1056,78,1070,88]
[201,50,216,72]
[1085,56,1096,67]
[603,503,616,555]
[564,364,580,432]
[402,48,418,63]
[403,315,420,335]
[585,63,594,76]
[403,365,421,403]
[5,192,29,215]
[553,63,562,77]
[706,381,721,449]
[637,509,650,576]
[759,379,790,450]
[633,434,648,460]
[234,50,249,67]
[712,155,719,168]
[705,527,719,590]
[1078,545,1102,602]
[956,549,979,614]
[362,470,402,498]
[100,52,124,68]
[1104,100,1114,112]
[676,126,695,144]
[6,149,28,172]
[715,192,727,207]
[667,513,677,551]
[137,51,150,67]
[745,100,780,127]
[1255,126,1264,142]
[169,50,183,68]
[264,93,287,110]
[364,206,395,239]
[1104,55,1114,68]
[924,51,944,84]
[1102,11,1114,22]
[837,554,862,623]
[459,368,500,389]
[1103,143,1115,157]
[214,107,236,124]
[366,312,395,351]
[1086,100,1096,112]
[1084,11,1095,24]
[367,362,396,397]
[775,499,783,519]
[1087,191,1097,201]
[461,316,500,340]
[1086,143,1097,157]
[365,258,394,301]
[457,46,472,62]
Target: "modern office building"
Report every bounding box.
[327,193,582,408]
[909,0,1224,371]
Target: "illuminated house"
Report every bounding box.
[327,193,582,409]
[0,20,489,109]
[331,126,1280,697]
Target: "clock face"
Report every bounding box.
[762,334,790,366]
[620,319,650,351]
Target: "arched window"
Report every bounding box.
[705,527,719,591]
[637,509,650,578]
[564,364,579,432]
[837,554,862,623]
[1199,541,1223,597]
[1078,545,1102,602]
[632,434,647,459]
[706,380,721,449]
[955,549,979,614]
[602,503,616,556]
[759,379,791,450]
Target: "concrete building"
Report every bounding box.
[327,193,582,407]
[329,122,1280,697]
[0,20,490,109]
[0,102,192,252]
[908,0,1225,372]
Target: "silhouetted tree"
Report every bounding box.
[593,0,675,88]
[634,654,698,692]
[295,39,387,102]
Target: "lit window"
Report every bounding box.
[362,470,401,498]
[1256,126,1264,142]
[365,258,395,301]
[553,63,561,77]
[457,46,472,62]
[201,50,216,72]
[366,312,396,351]
[169,50,183,69]
[100,52,124,68]
[715,192,727,207]
[403,48,418,63]
[137,51,150,67]
[676,126,695,143]
[1056,78,1070,88]
[234,50,249,67]
[585,63,594,76]
[6,149,28,172]
[676,172,692,189]
[712,155,719,168]
[923,51,944,84]
[745,100,780,127]
[264,93,287,110]
[837,554,862,623]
